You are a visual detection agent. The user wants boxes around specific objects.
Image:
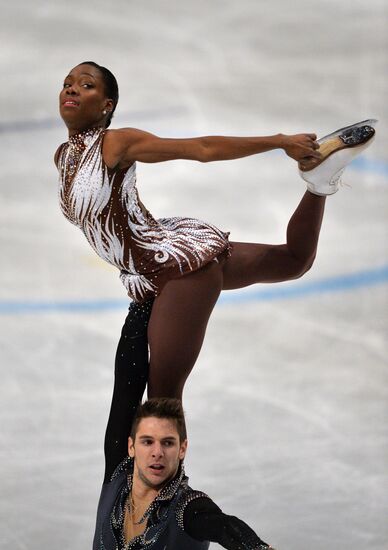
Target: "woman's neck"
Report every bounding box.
[68,125,104,137]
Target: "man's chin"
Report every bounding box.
[139,469,172,489]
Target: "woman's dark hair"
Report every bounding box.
[80,61,119,128]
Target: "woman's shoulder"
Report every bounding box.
[103,127,147,146]
[103,128,140,170]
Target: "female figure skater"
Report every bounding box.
[56,61,376,399]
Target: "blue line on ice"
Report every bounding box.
[1,265,387,314]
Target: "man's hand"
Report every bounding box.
[281,133,321,163]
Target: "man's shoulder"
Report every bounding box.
[96,457,132,512]
[175,485,210,529]
[109,456,133,482]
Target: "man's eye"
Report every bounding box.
[63,83,70,88]
[163,441,173,447]
[82,83,94,89]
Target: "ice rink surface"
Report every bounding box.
[0,1,387,549]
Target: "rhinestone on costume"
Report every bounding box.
[175,489,209,530]
[57,126,231,303]
[108,457,193,549]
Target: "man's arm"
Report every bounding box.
[103,127,321,168]
[182,496,273,550]
[103,300,153,482]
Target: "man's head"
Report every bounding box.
[128,398,188,490]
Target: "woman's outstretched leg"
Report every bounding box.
[223,191,326,288]
[147,259,224,399]
[147,191,325,398]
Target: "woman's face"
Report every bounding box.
[59,64,113,134]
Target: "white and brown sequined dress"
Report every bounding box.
[58,127,230,302]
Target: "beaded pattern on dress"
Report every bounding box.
[58,127,230,302]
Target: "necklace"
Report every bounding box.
[126,492,140,524]
[124,491,149,546]
[128,493,137,512]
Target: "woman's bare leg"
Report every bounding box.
[223,191,326,288]
[147,191,325,398]
[147,259,224,399]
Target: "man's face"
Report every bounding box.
[128,417,187,490]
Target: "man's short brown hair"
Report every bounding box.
[131,398,187,442]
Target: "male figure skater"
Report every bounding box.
[93,300,272,549]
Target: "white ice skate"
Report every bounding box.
[299,119,377,196]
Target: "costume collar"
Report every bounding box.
[68,126,103,147]
[112,456,186,525]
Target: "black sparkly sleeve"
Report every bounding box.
[182,495,271,550]
[103,300,153,482]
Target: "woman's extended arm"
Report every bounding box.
[103,127,321,168]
